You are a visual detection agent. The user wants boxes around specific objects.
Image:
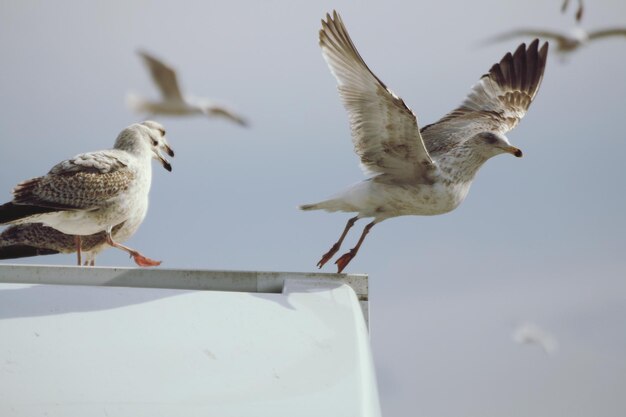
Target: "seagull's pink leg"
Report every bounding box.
[74,236,82,266]
[105,230,161,267]
[317,216,359,269]
[335,220,376,273]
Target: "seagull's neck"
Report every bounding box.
[437,146,489,184]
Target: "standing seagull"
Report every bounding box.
[0,121,173,267]
[484,26,625,54]
[0,136,174,266]
[127,51,249,126]
[301,11,548,273]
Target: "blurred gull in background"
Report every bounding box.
[512,321,559,354]
[483,26,626,54]
[128,51,249,127]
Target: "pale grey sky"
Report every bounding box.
[1,1,625,416]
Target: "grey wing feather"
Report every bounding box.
[484,29,567,45]
[422,39,548,155]
[205,106,249,127]
[138,51,184,101]
[320,11,433,180]
[12,151,135,210]
[588,28,626,40]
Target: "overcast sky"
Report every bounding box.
[1,1,625,416]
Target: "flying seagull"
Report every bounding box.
[128,51,249,126]
[484,26,625,54]
[301,11,548,273]
[0,121,173,267]
[512,322,559,354]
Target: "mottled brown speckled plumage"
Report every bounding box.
[302,11,548,273]
[0,121,172,267]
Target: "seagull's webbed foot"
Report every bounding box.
[334,220,376,274]
[105,228,162,268]
[316,216,359,269]
[335,249,357,273]
[130,252,162,267]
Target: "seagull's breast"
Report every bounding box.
[350,177,473,219]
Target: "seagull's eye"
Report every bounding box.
[484,134,498,145]
[151,138,158,146]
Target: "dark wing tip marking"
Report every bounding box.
[0,245,59,260]
[485,39,548,101]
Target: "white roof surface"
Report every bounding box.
[0,265,380,417]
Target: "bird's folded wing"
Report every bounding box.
[12,151,135,211]
[138,51,184,102]
[320,11,433,180]
[422,40,548,155]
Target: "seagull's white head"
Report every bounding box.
[467,132,523,160]
[115,121,173,172]
[140,120,173,172]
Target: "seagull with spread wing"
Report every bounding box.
[301,11,548,273]
[127,51,248,126]
[0,121,173,267]
[484,26,625,54]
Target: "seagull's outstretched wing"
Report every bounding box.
[204,106,249,127]
[422,40,548,155]
[319,11,434,181]
[588,27,626,40]
[138,51,184,102]
[0,151,135,224]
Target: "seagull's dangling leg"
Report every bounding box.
[317,216,359,269]
[335,220,376,273]
[104,227,161,267]
[74,235,82,266]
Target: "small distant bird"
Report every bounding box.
[512,322,559,354]
[0,121,173,267]
[128,51,249,126]
[484,26,626,54]
[301,11,548,273]
[561,0,584,23]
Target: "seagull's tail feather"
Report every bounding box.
[0,202,58,225]
[126,93,150,114]
[0,245,59,260]
[299,199,348,213]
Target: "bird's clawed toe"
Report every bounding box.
[317,243,340,269]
